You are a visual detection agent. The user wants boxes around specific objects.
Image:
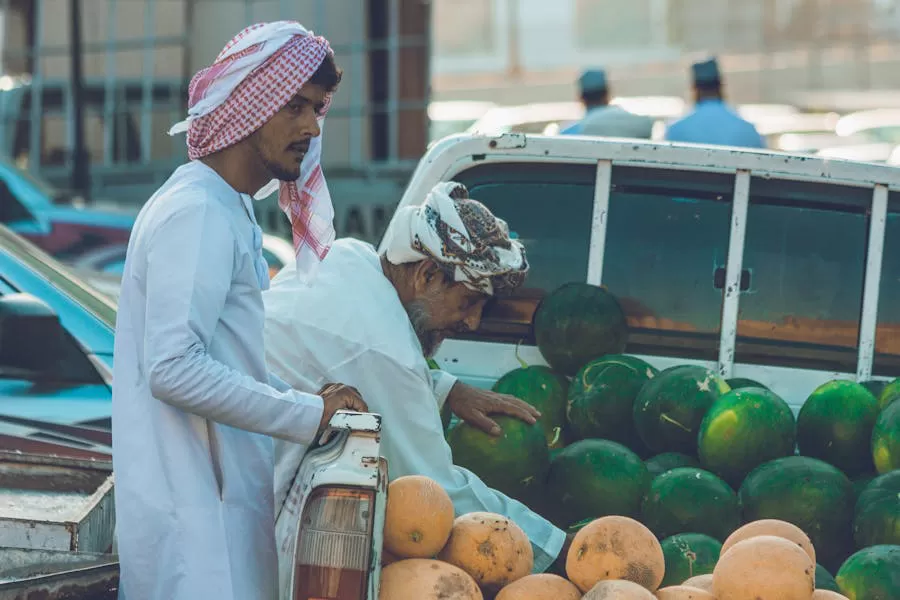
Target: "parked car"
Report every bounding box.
[0,223,114,457]
[0,155,135,260]
[69,233,296,302]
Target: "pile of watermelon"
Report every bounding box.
[444,282,900,599]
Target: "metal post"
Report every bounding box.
[140,0,156,163]
[717,169,751,379]
[350,11,364,168]
[69,0,90,202]
[102,0,116,166]
[507,0,521,78]
[586,160,612,286]
[27,0,44,174]
[386,0,399,163]
[856,184,889,381]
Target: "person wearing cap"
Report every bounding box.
[111,21,369,599]
[664,58,766,148]
[263,181,572,575]
[559,68,654,139]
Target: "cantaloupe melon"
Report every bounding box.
[712,535,815,600]
[581,579,656,599]
[378,558,483,600]
[384,475,454,558]
[437,512,533,594]
[656,586,716,600]
[494,573,581,600]
[812,591,850,600]
[720,519,816,564]
[681,574,713,592]
[565,515,665,593]
[381,546,400,566]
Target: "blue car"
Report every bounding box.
[0,223,114,456]
[0,155,135,260]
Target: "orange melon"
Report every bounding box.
[381,546,400,566]
[378,558,482,600]
[812,592,849,600]
[681,574,713,592]
[384,475,454,558]
[566,515,665,593]
[581,579,656,599]
[712,535,814,600]
[437,512,533,594]
[656,586,716,600]
[720,518,816,563]
[494,573,581,600]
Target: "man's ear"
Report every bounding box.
[412,260,447,293]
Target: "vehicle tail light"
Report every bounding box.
[293,487,375,600]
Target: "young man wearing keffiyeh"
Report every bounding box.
[264,182,572,577]
[111,22,366,600]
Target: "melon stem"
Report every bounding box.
[513,339,529,370]
[660,414,691,433]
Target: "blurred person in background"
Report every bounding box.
[665,57,766,148]
[560,68,654,139]
[111,21,366,600]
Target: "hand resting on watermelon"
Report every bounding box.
[446,381,540,436]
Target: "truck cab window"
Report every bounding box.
[451,162,595,342]
[875,196,900,376]
[736,178,871,373]
[604,167,734,361]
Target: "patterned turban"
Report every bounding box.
[168,21,336,282]
[382,182,529,296]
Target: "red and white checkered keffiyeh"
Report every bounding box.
[168,21,336,282]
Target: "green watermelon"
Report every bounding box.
[836,545,900,600]
[447,416,549,507]
[797,380,880,477]
[493,365,568,449]
[697,387,796,486]
[739,455,856,572]
[726,377,769,391]
[816,563,841,593]
[633,365,730,455]
[659,533,722,588]
[545,438,648,528]
[872,400,900,475]
[532,282,628,376]
[645,452,701,479]
[861,379,889,402]
[853,471,900,548]
[853,474,877,501]
[641,467,740,542]
[566,354,658,449]
[877,378,900,410]
[440,402,452,434]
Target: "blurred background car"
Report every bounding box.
[68,232,296,302]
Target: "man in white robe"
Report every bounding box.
[111,22,366,600]
[264,182,571,574]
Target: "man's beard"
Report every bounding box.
[405,299,443,358]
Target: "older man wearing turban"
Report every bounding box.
[111,21,367,600]
[264,181,570,574]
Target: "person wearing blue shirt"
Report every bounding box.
[560,69,653,139]
[665,58,766,149]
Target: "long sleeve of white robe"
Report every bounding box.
[141,201,323,442]
[269,339,565,573]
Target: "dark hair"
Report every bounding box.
[581,89,609,107]
[694,81,723,100]
[308,52,343,92]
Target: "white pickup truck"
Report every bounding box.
[3,133,898,598]
[271,132,900,600]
